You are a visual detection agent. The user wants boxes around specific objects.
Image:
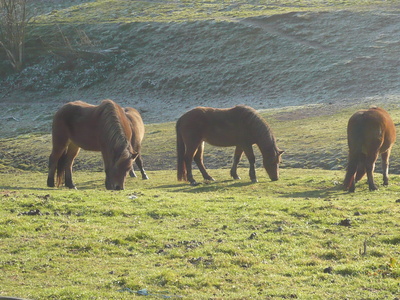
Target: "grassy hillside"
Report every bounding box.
[1,168,400,299]
[2,0,400,127]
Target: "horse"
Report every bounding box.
[176,105,284,185]
[343,106,396,192]
[124,107,149,180]
[47,99,138,190]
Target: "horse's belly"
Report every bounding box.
[204,136,237,147]
[71,137,100,151]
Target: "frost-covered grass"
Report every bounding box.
[32,0,400,24]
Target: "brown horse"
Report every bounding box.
[343,106,396,192]
[47,99,137,190]
[124,107,149,180]
[176,105,284,185]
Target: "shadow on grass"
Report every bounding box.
[279,185,352,199]
[156,179,256,193]
[1,179,105,191]
[0,185,55,191]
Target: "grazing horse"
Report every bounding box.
[176,105,284,185]
[124,107,149,180]
[343,106,396,192]
[47,99,137,190]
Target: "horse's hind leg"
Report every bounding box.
[48,152,61,187]
[47,139,69,187]
[182,139,202,185]
[343,156,358,192]
[365,153,379,191]
[243,145,257,183]
[381,150,391,186]
[135,155,149,180]
[64,144,80,189]
[230,146,243,180]
[194,142,214,182]
[355,155,366,183]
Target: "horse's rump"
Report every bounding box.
[124,107,145,146]
[344,106,396,192]
[347,107,396,155]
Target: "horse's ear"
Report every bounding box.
[278,150,285,156]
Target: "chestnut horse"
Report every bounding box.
[47,100,137,190]
[176,105,284,185]
[343,106,396,192]
[124,107,149,180]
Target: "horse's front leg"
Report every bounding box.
[135,155,149,180]
[230,146,243,180]
[194,142,214,182]
[381,151,391,186]
[243,146,257,183]
[129,168,137,178]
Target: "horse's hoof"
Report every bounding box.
[251,179,258,183]
[204,179,215,184]
[47,178,55,187]
[232,176,241,180]
[190,181,201,186]
[142,175,149,180]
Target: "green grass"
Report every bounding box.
[32,0,400,24]
[1,168,400,299]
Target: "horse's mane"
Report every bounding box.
[234,105,278,149]
[98,100,131,160]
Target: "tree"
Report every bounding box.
[0,0,31,71]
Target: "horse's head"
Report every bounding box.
[105,150,138,190]
[264,150,284,181]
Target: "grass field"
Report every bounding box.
[2,1,400,299]
[1,168,400,299]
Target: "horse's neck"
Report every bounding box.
[257,137,278,156]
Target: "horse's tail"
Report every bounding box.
[343,113,365,190]
[56,151,68,187]
[176,120,187,181]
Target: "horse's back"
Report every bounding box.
[177,105,266,146]
[52,99,131,151]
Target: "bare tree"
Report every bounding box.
[0,0,31,71]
